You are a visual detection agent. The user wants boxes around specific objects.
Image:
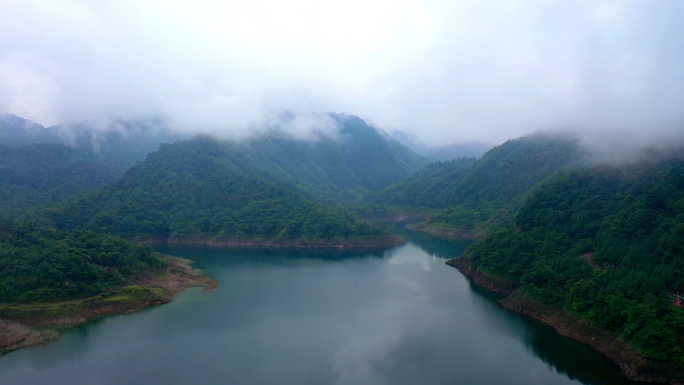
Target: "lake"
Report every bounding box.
[0,224,638,385]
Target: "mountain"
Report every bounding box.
[0,114,62,146]
[0,114,188,168]
[216,114,427,203]
[372,157,477,207]
[0,143,123,217]
[0,113,425,203]
[35,136,397,246]
[375,133,585,231]
[464,156,684,367]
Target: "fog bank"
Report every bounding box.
[1,1,683,147]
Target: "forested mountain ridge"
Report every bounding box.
[371,157,477,207]
[0,113,188,168]
[0,113,426,204]
[331,114,427,191]
[216,114,427,203]
[463,156,684,368]
[0,114,62,146]
[35,136,395,245]
[0,143,123,217]
[376,133,585,231]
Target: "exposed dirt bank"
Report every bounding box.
[445,257,519,294]
[446,256,683,384]
[406,222,485,240]
[0,320,59,354]
[138,235,404,249]
[0,256,216,355]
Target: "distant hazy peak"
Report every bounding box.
[0,113,45,130]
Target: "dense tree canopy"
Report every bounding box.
[37,137,387,241]
[467,161,684,363]
[375,134,585,231]
[0,144,123,217]
[0,218,164,303]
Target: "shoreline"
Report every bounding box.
[0,255,216,355]
[359,212,430,225]
[446,256,683,385]
[406,222,485,240]
[137,235,404,249]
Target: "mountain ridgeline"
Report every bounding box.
[0,143,123,217]
[35,136,398,245]
[200,114,427,204]
[375,133,585,231]
[2,113,425,245]
[0,113,188,168]
[0,113,426,206]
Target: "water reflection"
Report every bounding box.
[0,224,639,385]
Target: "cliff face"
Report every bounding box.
[446,256,684,385]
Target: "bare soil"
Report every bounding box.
[0,255,216,355]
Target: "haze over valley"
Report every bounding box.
[1,1,684,385]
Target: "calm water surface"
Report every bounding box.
[0,225,638,385]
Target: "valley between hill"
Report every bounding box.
[1,115,684,383]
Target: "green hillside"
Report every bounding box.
[372,157,476,207]
[465,159,684,364]
[0,113,426,204]
[0,217,164,303]
[376,133,585,231]
[36,137,392,244]
[220,114,427,203]
[0,144,123,217]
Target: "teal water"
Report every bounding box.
[0,225,638,385]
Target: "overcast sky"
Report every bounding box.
[1,0,683,146]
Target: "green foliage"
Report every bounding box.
[376,133,584,231]
[330,114,427,192]
[372,157,476,207]
[467,161,684,364]
[37,137,387,240]
[0,144,123,217]
[216,114,427,204]
[0,218,165,303]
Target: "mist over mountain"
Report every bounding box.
[0,113,191,167]
[375,133,585,230]
[391,130,492,161]
[2,1,684,379]
[34,136,397,245]
[0,143,122,217]
[0,114,61,146]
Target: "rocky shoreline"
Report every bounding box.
[0,255,216,355]
[137,235,404,249]
[446,256,684,385]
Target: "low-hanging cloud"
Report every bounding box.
[1,0,683,147]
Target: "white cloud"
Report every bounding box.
[0,0,683,145]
